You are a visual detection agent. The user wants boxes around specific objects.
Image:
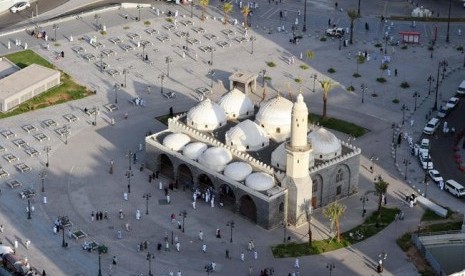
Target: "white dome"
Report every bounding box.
[187,99,227,131]
[225,120,269,151]
[255,96,293,142]
[162,133,191,151]
[308,128,342,160]
[182,142,208,160]
[198,147,232,172]
[245,172,274,191]
[218,88,254,119]
[224,162,253,181]
[271,142,315,170]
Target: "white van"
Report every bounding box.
[457,80,465,95]
[445,180,465,197]
[423,118,440,135]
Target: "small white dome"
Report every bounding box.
[255,96,293,142]
[162,133,191,151]
[271,142,315,170]
[308,128,342,160]
[245,172,274,191]
[182,142,208,160]
[218,88,254,119]
[224,162,253,181]
[187,99,227,131]
[225,120,269,151]
[198,147,232,172]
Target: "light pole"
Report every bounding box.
[427,75,434,95]
[147,252,154,276]
[445,0,451,43]
[35,0,38,17]
[143,193,151,215]
[190,0,194,18]
[226,220,235,243]
[391,123,396,144]
[326,263,335,276]
[209,47,215,66]
[127,150,132,171]
[93,106,99,126]
[159,74,165,95]
[282,221,287,243]
[99,53,104,73]
[360,194,368,217]
[361,83,367,103]
[94,14,101,30]
[179,210,187,232]
[302,0,307,32]
[52,24,59,42]
[142,44,146,61]
[123,68,129,88]
[113,83,119,104]
[312,73,317,92]
[401,104,408,125]
[126,169,133,194]
[185,32,190,52]
[137,5,142,22]
[261,69,267,87]
[378,252,388,272]
[59,216,68,247]
[27,198,32,219]
[98,251,102,276]
[64,124,70,145]
[165,57,172,77]
[44,145,51,167]
[357,0,361,16]
[250,36,256,55]
[208,69,215,89]
[403,159,411,180]
[434,60,448,111]
[413,91,420,111]
[40,170,47,193]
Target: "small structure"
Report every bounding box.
[229,71,257,95]
[399,31,421,44]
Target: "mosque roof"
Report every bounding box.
[307,127,341,156]
[186,99,227,130]
[198,147,232,172]
[162,133,191,151]
[225,120,269,151]
[245,172,274,191]
[255,96,293,127]
[182,142,208,160]
[218,88,254,119]
[223,162,253,182]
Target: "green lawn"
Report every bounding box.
[310,113,368,137]
[0,50,92,119]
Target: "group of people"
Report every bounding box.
[91,211,108,221]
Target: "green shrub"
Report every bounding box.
[123,26,130,30]
[320,37,327,42]
[144,20,151,25]
[300,65,309,70]
[327,68,336,73]
[267,61,276,67]
[376,77,386,83]
[400,82,410,88]
[457,46,464,51]
[353,73,361,78]
[166,18,173,23]
[264,76,272,81]
[392,98,400,104]
[380,63,388,70]
[347,86,355,91]
[371,93,378,97]
[374,43,382,48]
[294,78,302,83]
[100,31,107,35]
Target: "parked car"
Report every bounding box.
[437,105,449,118]
[414,138,430,155]
[428,169,443,183]
[419,152,433,170]
[10,2,30,13]
[445,180,465,197]
[423,118,440,135]
[445,96,459,109]
[0,246,13,262]
[325,27,345,37]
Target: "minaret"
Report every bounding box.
[285,94,313,226]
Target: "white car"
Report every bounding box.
[10,1,30,13]
[446,97,459,109]
[419,153,433,170]
[437,106,449,118]
[428,170,443,183]
[414,138,430,155]
[325,27,345,38]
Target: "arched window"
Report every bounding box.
[336,168,343,183]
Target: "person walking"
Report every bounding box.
[25,240,30,249]
[249,266,253,276]
[253,250,258,260]
[199,230,204,241]
[202,244,207,253]
[294,258,300,269]
[240,252,245,261]
[112,256,117,265]
[176,242,180,252]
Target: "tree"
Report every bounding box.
[305,49,315,60]
[199,0,210,21]
[319,79,335,121]
[323,201,346,242]
[242,6,250,30]
[355,55,365,75]
[347,9,360,44]
[374,175,389,218]
[222,3,233,25]
[300,199,313,246]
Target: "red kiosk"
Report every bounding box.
[399,31,421,44]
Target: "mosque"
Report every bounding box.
[145,72,361,229]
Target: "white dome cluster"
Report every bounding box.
[198,147,232,172]
[218,88,254,119]
[187,99,227,131]
[182,142,208,160]
[162,133,191,151]
[245,172,274,191]
[307,128,341,160]
[225,120,269,151]
[224,162,253,182]
[255,96,293,142]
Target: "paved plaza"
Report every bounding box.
[0,0,464,275]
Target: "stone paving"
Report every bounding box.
[0,0,463,275]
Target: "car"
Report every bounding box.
[445,96,459,109]
[414,138,430,155]
[437,105,449,118]
[10,1,30,13]
[428,169,443,183]
[325,27,345,37]
[419,152,433,170]
[423,118,440,135]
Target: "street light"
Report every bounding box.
[208,47,215,66]
[179,210,187,232]
[99,53,104,73]
[433,60,448,111]
[250,36,256,55]
[360,194,368,217]
[185,32,190,52]
[52,24,59,42]
[39,170,47,193]
[261,69,267,87]
[123,68,129,88]
[427,75,434,95]
[64,124,70,145]
[98,251,102,276]
[165,57,172,77]
[445,0,451,43]
[159,74,165,95]
[391,123,396,144]
[44,145,51,167]
[27,198,32,219]
[93,106,99,126]
[403,159,411,180]
[312,73,317,92]
[143,193,152,215]
[126,169,133,194]
[413,91,420,111]
[326,263,335,276]
[146,252,154,276]
[401,104,408,125]
[361,83,367,103]
[94,14,101,30]
[137,5,142,22]
[282,221,287,243]
[59,216,69,247]
[208,69,215,89]
[378,252,388,272]
[226,220,235,243]
[190,0,194,18]
[302,0,307,32]
[357,0,361,16]
[113,83,119,104]
[142,44,146,61]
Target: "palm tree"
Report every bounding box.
[374,175,389,217]
[347,9,360,44]
[242,6,250,29]
[300,199,313,246]
[222,3,233,25]
[319,79,335,121]
[305,49,315,60]
[355,55,365,75]
[323,201,346,242]
[199,0,210,21]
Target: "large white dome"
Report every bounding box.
[162,133,191,151]
[255,96,293,142]
[218,88,254,119]
[182,142,208,160]
[224,162,253,181]
[270,142,314,170]
[198,147,232,172]
[308,128,341,160]
[225,120,269,151]
[187,99,227,131]
[245,172,274,191]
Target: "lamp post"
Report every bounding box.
[360,194,368,217]
[44,145,51,167]
[401,104,408,125]
[378,252,388,272]
[208,47,215,66]
[282,221,287,243]
[146,252,154,276]
[64,124,70,145]
[361,83,367,103]
[94,14,101,30]
[250,36,256,55]
[99,53,104,73]
[357,0,361,16]
[142,44,146,61]
[226,220,235,243]
[93,106,99,126]
[391,123,396,144]
[126,169,133,194]
[113,83,119,104]
[35,0,38,17]
[123,68,129,88]
[413,91,420,111]
[27,198,32,219]
[427,75,434,95]
[52,24,59,41]
[165,57,172,77]
[185,32,190,52]
[302,0,307,32]
[445,0,451,43]
[339,36,342,51]
[403,159,411,180]
[208,69,215,89]
[127,150,132,171]
[59,216,68,247]
[137,5,142,22]
[434,60,448,111]
[393,143,397,162]
[39,170,47,193]
[190,0,194,18]
[97,251,102,276]
[143,193,151,215]
[179,210,187,232]
[159,74,165,95]
[326,263,335,276]
[312,73,317,92]
[261,69,267,87]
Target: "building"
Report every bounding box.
[0,61,61,112]
[145,72,361,229]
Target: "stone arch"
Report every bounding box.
[239,195,257,223]
[177,164,193,191]
[219,184,236,211]
[311,174,324,208]
[334,164,351,198]
[159,154,174,179]
[198,174,214,193]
